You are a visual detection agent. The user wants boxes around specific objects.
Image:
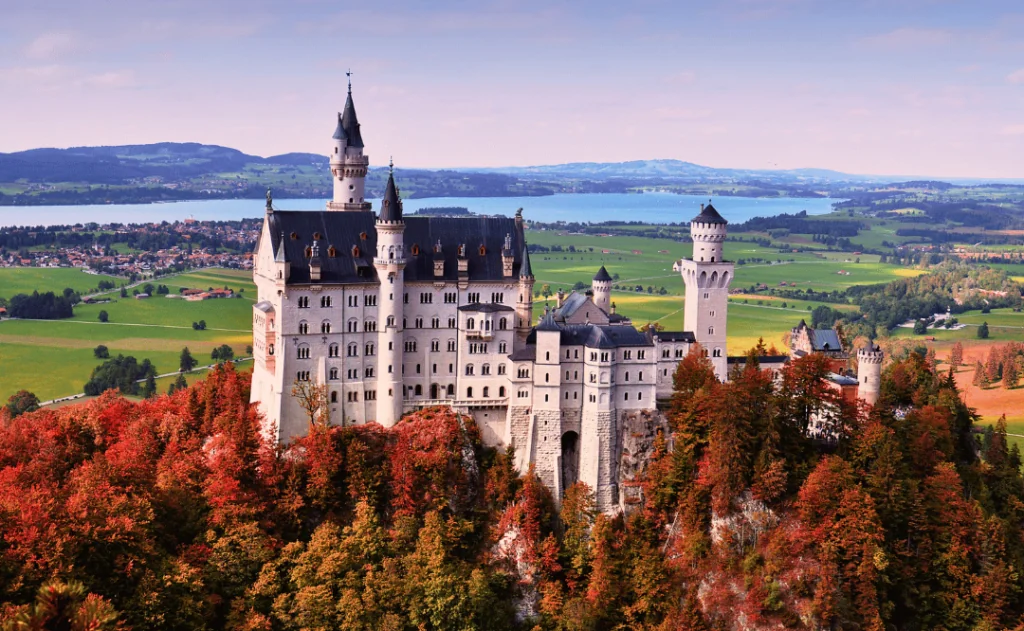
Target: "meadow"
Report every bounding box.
[0,268,255,401]
[0,267,120,299]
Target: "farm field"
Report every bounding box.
[0,267,120,299]
[0,268,255,401]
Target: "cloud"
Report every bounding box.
[0,64,67,85]
[664,71,697,85]
[75,70,141,89]
[24,32,76,60]
[1001,124,1024,136]
[1008,69,1024,84]
[860,27,952,49]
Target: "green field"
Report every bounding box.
[0,268,121,299]
[0,268,255,401]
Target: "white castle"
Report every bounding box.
[250,83,882,511]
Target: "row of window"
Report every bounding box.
[465,317,508,330]
[297,295,378,308]
[464,364,507,376]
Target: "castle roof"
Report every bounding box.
[593,265,612,282]
[335,88,364,148]
[536,311,560,332]
[526,321,653,349]
[379,170,402,222]
[274,233,287,263]
[520,244,533,278]
[458,303,515,313]
[809,328,842,352]
[265,210,528,285]
[654,331,696,343]
[690,203,727,225]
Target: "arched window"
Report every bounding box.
[329,367,338,380]
[467,387,474,398]
[497,364,506,375]
[467,317,475,329]
[297,344,310,359]
[465,364,474,376]
[499,386,506,397]
[347,343,358,357]
[328,343,339,357]
[482,364,491,375]
[499,317,507,330]
[483,386,490,398]
[321,320,331,334]
[298,320,309,335]
[330,391,338,402]
[447,384,455,396]
[415,384,422,396]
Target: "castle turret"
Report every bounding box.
[274,232,289,286]
[327,77,371,211]
[515,241,534,345]
[679,202,733,380]
[592,266,612,314]
[857,343,883,406]
[374,165,406,426]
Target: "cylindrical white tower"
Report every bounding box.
[374,167,405,426]
[327,81,371,212]
[515,243,534,346]
[679,202,733,380]
[857,343,884,406]
[592,266,612,313]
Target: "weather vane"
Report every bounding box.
[346,68,353,92]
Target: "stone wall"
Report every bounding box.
[507,405,533,473]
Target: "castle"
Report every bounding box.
[250,83,882,511]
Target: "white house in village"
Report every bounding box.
[249,82,881,512]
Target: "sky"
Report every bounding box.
[0,0,1022,179]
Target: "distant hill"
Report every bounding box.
[462,159,872,184]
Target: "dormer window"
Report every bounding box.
[304,246,312,258]
[359,232,367,240]
[313,232,322,241]
[351,245,360,257]
[410,244,420,256]
[478,245,486,256]
[290,232,299,240]
[327,246,337,258]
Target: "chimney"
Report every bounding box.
[556,289,565,308]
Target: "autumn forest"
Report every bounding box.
[1,349,1023,630]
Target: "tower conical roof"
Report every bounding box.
[593,265,612,282]
[379,168,403,222]
[690,202,727,225]
[274,233,287,263]
[338,87,364,148]
[520,244,533,278]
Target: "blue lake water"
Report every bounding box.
[0,192,841,228]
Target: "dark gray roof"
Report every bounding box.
[593,266,612,282]
[810,328,843,352]
[654,331,696,343]
[586,325,653,349]
[509,347,537,361]
[332,113,345,141]
[691,203,727,225]
[536,311,560,332]
[254,300,274,313]
[379,171,402,222]
[338,89,364,148]
[458,303,514,313]
[520,245,533,278]
[266,210,528,285]
[274,233,287,263]
[554,292,590,321]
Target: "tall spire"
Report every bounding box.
[339,76,364,148]
[379,165,403,223]
[275,232,287,262]
[520,243,533,278]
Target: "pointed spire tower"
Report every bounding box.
[515,241,535,345]
[374,160,407,427]
[327,72,372,211]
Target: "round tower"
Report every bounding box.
[679,202,733,380]
[857,343,884,406]
[592,266,612,313]
[515,210,535,346]
[328,76,372,211]
[374,164,406,426]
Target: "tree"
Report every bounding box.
[291,378,329,428]
[98,310,109,323]
[142,373,157,398]
[950,341,963,370]
[1003,357,1018,389]
[94,344,110,359]
[167,372,187,395]
[973,360,988,388]
[120,287,128,298]
[245,345,253,356]
[179,347,198,373]
[986,350,1001,384]
[978,321,990,339]
[541,284,552,300]
[5,390,40,418]
[211,344,234,363]
[4,580,123,630]
[913,320,928,335]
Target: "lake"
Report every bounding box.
[0,192,841,228]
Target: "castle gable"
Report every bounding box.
[555,292,609,325]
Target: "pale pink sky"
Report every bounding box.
[1,0,1022,179]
